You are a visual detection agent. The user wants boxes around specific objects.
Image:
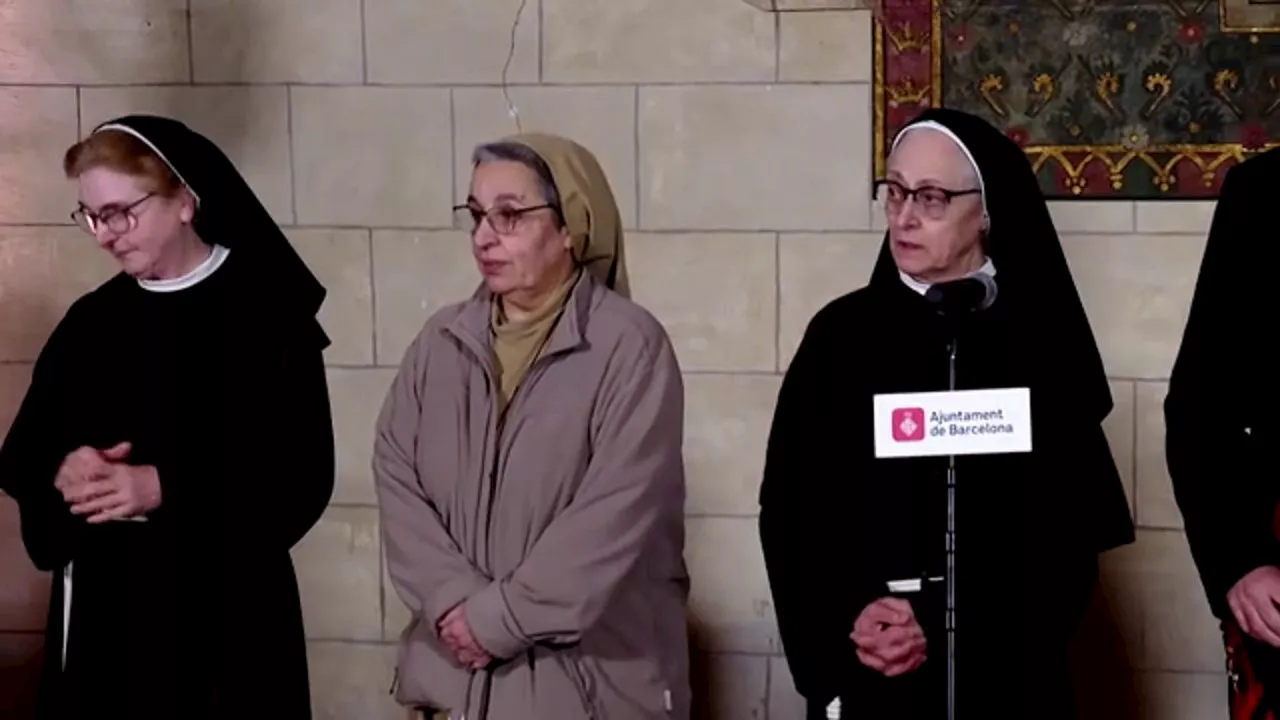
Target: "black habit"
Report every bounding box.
[0,115,334,719]
[1165,147,1280,703]
[759,109,1135,719]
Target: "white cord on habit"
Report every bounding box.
[826,698,841,719]
[500,0,529,132]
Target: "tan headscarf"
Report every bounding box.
[488,133,628,415]
[503,132,629,298]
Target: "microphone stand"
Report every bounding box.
[945,336,957,720]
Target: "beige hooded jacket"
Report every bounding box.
[374,134,690,720]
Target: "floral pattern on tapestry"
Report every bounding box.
[873,0,1280,198]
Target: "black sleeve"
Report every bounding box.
[153,322,335,552]
[1165,164,1275,620]
[758,306,879,706]
[0,307,85,572]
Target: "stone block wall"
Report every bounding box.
[0,1,1225,717]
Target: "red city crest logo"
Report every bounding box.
[891,407,925,442]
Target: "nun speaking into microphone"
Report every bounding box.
[0,115,335,719]
[758,109,1134,718]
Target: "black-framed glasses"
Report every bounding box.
[453,203,556,235]
[71,193,156,235]
[874,179,980,220]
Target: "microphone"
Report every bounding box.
[924,273,997,316]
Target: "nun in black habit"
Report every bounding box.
[0,115,334,719]
[1165,147,1280,719]
[758,109,1134,719]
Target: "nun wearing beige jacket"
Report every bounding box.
[374,133,691,720]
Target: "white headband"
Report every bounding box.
[891,120,986,223]
[92,123,201,206]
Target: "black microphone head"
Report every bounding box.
[924,273,997,315]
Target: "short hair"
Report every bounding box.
[62,130,182,196]
[471,141,564,226]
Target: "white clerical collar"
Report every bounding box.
[138,244,230,293]
[900,257,996,296]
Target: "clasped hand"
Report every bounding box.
[438,604,492,670]
[1229,566,1280,647]
[55,443,162,524]
[851,597,927,677]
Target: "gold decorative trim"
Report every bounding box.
[1023,142,1278,194]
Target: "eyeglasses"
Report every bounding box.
[875,179,980,221]
[71,193,156,235]
[453,203,556,235]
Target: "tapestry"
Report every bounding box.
[873,0,1280,199]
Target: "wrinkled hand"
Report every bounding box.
[64,449,161,524]
[54,443,131,501]
[438,605,492,670]
[851,597,927,677]
[1229,566,1280,647]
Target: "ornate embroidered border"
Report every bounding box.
[872,0,1280,198]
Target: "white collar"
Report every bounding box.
[900,257,996,296]
[137,244,230,293]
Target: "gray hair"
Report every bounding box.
[471,141,563,226]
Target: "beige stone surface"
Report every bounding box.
[775,0,872,7]
[639,84,872,230]
[1062,233,1204,380]
[779,10,872,82]
[1134,381,1182,529]
[0,1,1243,715]
[543,0,776,83]
[626,233,777,372]
[1135,671,1227,720]
[290,230,374,367]
[307,641,402,720]
[382,550,412,641]
[327,369,397,506]
[365,0,539,84]
[190,0,364,83]
[0,0,189,84]
[371,230,480,366]
[80,85,295,224]
[293,508,383,642]
[1135,201,1216,236]
[1104,380,1137,520]
[0,498,49,632]
[766,655,806,720]
[0,227,118,363]
[685,517,778,654]
[0,87,79,225]
[1104,529,1223,672]
[691,652,769,720]
[1048,200,1135,234]
[684,374,781,515]
[291,87,453,228]
[0,365,33,440]
[777,232,882,369]
[452,86,640,229]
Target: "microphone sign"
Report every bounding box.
[873,388,1033,458]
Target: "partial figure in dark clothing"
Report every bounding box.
[759,108,1134,719]
[1166,146,1280,720]
[0,115,334,719]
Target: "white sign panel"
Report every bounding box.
[872,387,1032,459]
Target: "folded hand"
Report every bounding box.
[438,604,492,670]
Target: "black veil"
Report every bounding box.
[872,108,1112,423]
[92,115,327,338]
